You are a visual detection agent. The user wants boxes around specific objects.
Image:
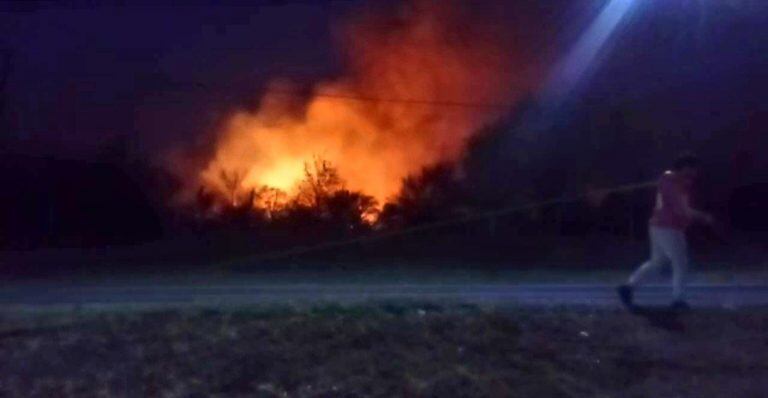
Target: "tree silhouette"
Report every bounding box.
[219,168,246,206]
[294,157,344,210]
[255,186,288,219]
[220,188,264,228]
[270,158,380,236]
[325,189,379,229]
[381,163,466,226]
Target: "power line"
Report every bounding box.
[51,85,524,110]
[258,88,518,109]
[179,79,529,109]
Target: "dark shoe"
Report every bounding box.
[617,284,634,308]
[671,300,691,312]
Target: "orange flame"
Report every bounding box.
[198,1,531,208]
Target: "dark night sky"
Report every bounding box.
[1,1,362,158]
[1,0,766,168]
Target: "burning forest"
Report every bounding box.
[183,1,539,222]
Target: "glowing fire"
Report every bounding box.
[198,1,530,208]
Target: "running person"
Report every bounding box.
[618,153,714,310]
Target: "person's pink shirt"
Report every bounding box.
[649,170,691,230]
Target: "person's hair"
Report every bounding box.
[673,152,701,170]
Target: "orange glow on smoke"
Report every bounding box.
[199,1,529,207]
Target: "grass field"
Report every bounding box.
[1,303,767,397]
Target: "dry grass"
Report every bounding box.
[1,303,767,397]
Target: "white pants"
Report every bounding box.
[628,226,689,301]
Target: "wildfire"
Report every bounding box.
[197,1,531,210]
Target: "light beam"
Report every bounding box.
[541,0,638,108]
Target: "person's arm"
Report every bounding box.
[660,175,713,224]
[685,206,714,225]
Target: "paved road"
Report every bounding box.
[2,283,768,311]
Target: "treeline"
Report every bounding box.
[3,147,764,254]
[190,158,379,239]
[182,155,662,248]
